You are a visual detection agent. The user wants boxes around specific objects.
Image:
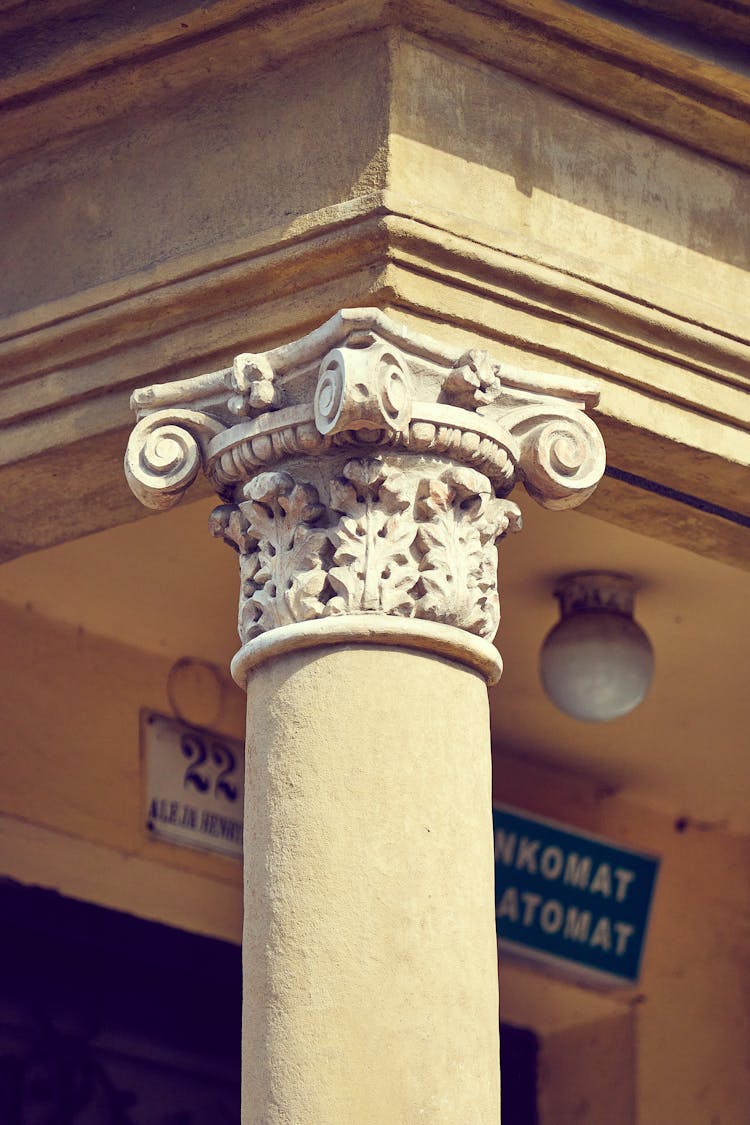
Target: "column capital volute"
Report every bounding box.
[124,309,606,684]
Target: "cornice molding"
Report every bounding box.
[2,197,747,422]
[1,201,747,566]
[2,1,749,171]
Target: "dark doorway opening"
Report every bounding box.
[500,1022,539,1125]
[0,880,241,1124]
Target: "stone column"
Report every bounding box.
[125,309,605,1123]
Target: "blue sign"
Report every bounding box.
[494,804,659,986]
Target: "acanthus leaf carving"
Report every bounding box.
[213,459,522,647]
[209,504,253,553]
[209,504,264,640]
[125,310,605,677]
[326,458,419,616]
[239,472,329,635]
[415,467,521,638]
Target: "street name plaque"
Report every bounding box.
[143,711,244,858]
[494,804,659,986]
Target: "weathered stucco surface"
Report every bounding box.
[0,597,245,932]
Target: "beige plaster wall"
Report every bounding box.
[539,1011,637,1125]
[385,35,750,523]
[0,598,244,940]
[2,19,747,568]
[495,753,750,1125]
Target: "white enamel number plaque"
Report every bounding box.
[143,711,245,858]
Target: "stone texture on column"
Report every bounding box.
[242,646,497,1121]
[124,308,605,1123]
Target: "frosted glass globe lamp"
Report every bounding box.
[539,572,654,722]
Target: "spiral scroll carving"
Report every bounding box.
[124,409,225,510]
[126,310,604,515]
[508,407,606,510]
[314,342,412,436]
[314,356,345,433]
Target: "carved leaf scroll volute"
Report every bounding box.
[240,472,329,633]
[326,458,419,616]
[415,467,521,638]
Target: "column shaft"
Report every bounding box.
[242,645,500,1123]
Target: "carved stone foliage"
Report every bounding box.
[126,309,605,663]
[210,473,330,639]
[415,467,520,638]
[441,349,502,410]
[327,459,416,616]
[211,456,520,644]
[242,473,329,632]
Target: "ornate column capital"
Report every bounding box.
[125,309,605,683]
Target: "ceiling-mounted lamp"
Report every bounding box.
[540,571,654,723]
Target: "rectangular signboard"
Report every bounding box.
[142,711,245,858]
[494,804,659,987]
